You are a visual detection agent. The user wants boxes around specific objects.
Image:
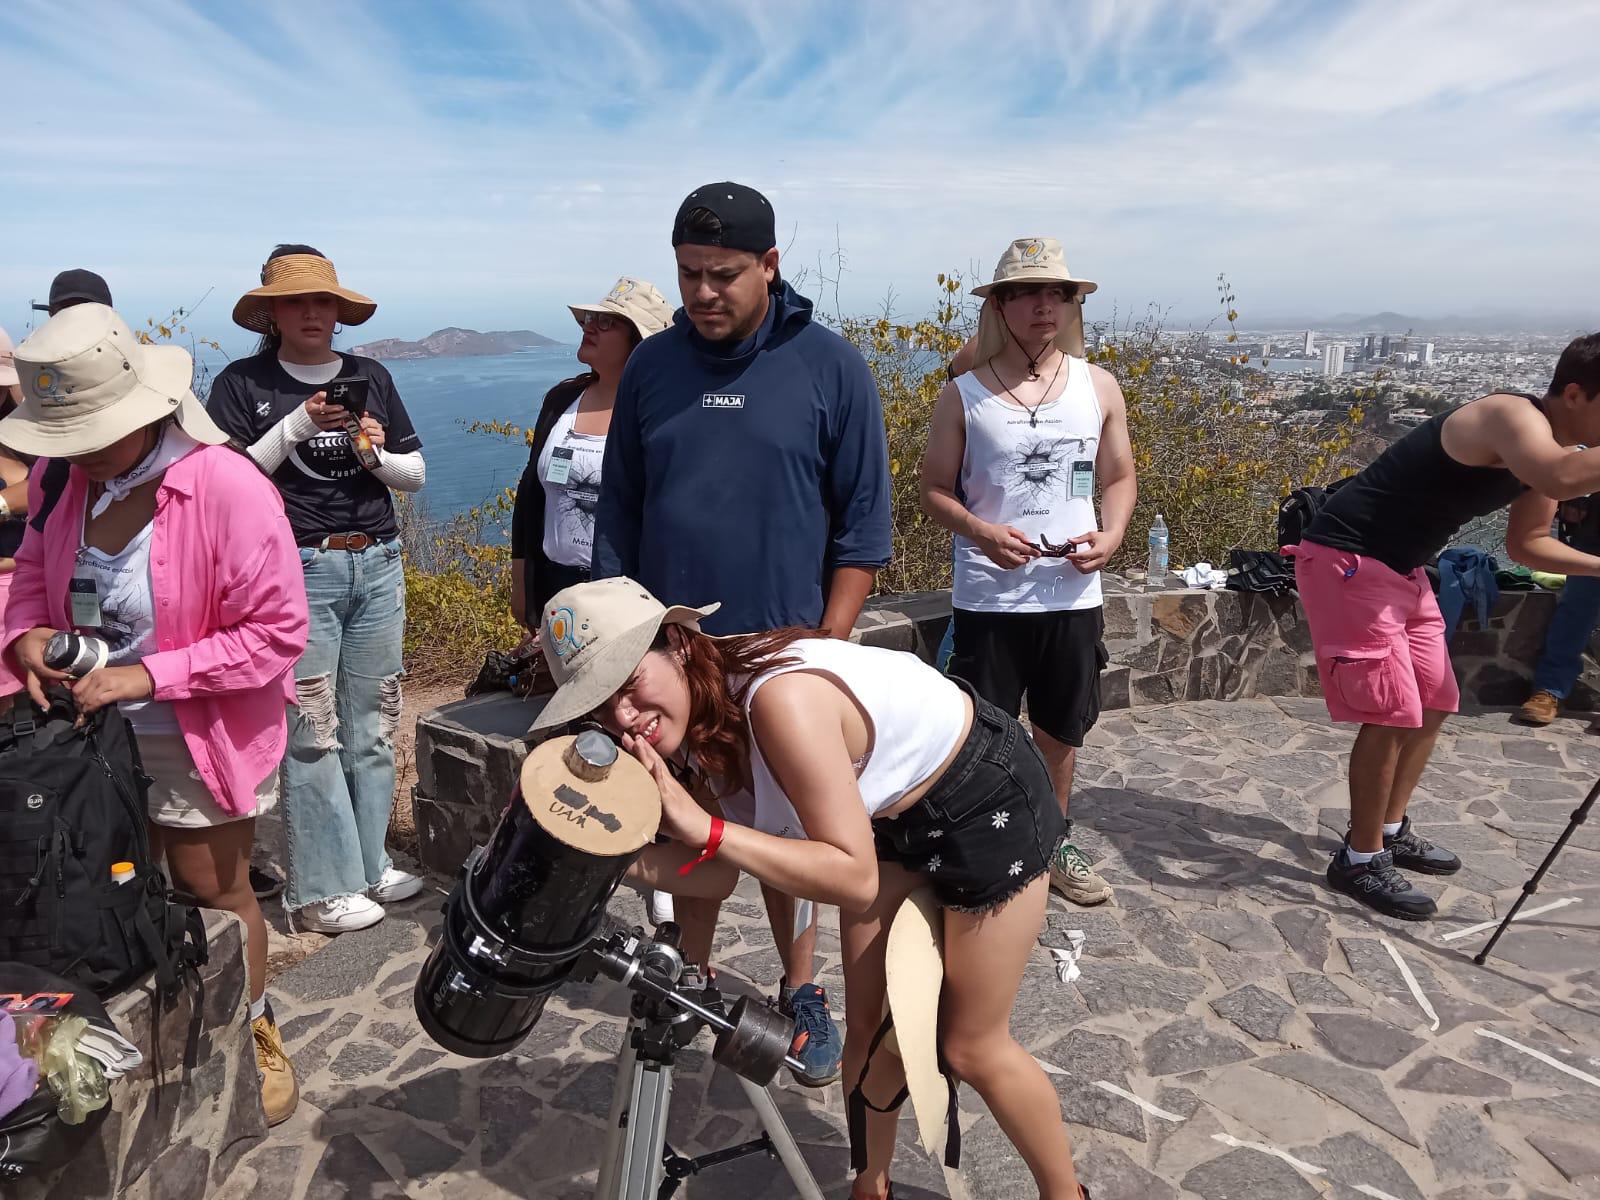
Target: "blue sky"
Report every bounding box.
[1,0,1596,354]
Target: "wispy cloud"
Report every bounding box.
[0,0,1595,350]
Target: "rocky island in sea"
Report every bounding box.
[350,327,560,360]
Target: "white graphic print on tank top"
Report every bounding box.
[952,355,1103,613]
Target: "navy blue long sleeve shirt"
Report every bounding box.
[592,282,892,635]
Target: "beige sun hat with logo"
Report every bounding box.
[569,277,674,341]
[529,577,720,733]
[972,237,1096,361]
[0,304,229,458]
[232,252,377,333]
[0,325,19,388]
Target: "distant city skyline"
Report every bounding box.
[2,0,1597,352]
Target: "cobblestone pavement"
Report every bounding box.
[217,699,1600,1199]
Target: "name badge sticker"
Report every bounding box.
[69,577,103,627]
[547,445,574,486]
[1070,460,1095,499]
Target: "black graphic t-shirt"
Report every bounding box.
[205,352,422,542]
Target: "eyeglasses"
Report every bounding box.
[996,285,1077,305]
[579,312,620,332]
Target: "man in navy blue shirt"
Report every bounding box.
[593,181,891,1087]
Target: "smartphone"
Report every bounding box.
[325,375,370,417]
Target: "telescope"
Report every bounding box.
[413,728,824,1198]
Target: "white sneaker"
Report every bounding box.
[369,866,425,903]
[298,893,385,934]
[647,888,675,926]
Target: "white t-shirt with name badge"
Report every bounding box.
[537,395,606,568]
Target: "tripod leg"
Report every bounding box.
[619,1061,672,1200]
[736,1076,826,1200]
[594,1030,640,1200]
[1475,775,1599,966]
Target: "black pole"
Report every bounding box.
[1474,774,1599,966]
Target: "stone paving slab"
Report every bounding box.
[219,699,1600,1199]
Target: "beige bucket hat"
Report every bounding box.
[569,277,674,340]
[0,304,229,458]
[0,325,18,388]
[529,577,720,733]
[232,252,377,333]
[972,237,1096,362]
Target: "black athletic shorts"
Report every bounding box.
[948,606,1107,747]
[873,679,1066,913]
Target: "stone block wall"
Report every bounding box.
[414,579,1590,874]
[16,910,265,1200]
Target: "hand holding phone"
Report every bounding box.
[326,375,370,418]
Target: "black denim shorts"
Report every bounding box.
[872,679,1066,913]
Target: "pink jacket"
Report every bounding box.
[3,445,308,816]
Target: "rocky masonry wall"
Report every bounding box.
[414,580,1590,874]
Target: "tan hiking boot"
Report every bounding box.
[253,1012,299,1127]
[1518,690,1559,726]
[1049,841,1113,906]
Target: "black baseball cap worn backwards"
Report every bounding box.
[672,182,776,254]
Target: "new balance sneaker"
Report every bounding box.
[1326,841,1437,920]
[1049,841,1113,906]
[1383,817,1462,875]
[369,866,425,903]
[298,893,386,933]
[781,981,844,1087]
[252,1011,299,1127]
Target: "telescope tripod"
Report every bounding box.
[582,928,824,1199]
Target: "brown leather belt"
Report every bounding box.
[301,533,377,551]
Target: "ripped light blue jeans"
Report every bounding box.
[283,540,405,910]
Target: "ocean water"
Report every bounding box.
[382,346,583,528]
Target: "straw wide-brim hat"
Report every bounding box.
[232,252,377,333]
[569,276,674,341]
[0,304,228,458]
[528,577,720,734]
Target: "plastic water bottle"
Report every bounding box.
[1146,514,1169,591]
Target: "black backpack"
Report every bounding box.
[0,692,205,1001]
[1276,475,1354,550]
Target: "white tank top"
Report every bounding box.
[952,356,1103,613]
[739,639,968,842]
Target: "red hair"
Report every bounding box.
[674,625,826,794]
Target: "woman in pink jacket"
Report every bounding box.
[0,304,308,1127]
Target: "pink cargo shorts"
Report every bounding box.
[1291,540,1460,728]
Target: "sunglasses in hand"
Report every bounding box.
[1034,534,1079,557]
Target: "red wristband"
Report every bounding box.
[678,817,725,876]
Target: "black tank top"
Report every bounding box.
[1304,394,1543,574]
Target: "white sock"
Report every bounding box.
[1344,846,1380,865]
[249,995,267,1022]
[1382,821,1404,837]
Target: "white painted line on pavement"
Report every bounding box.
[1210,1133,1326,1175]
[1352,1185,1405,1200]
[1440,897,1581,942]
[1382,939,1440,1032]
[1034,1056,1069,1077]
[1091,1080,1187,1123]
[1476,1029,1600,1089]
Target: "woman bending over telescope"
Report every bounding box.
[529,576,1088,1200]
